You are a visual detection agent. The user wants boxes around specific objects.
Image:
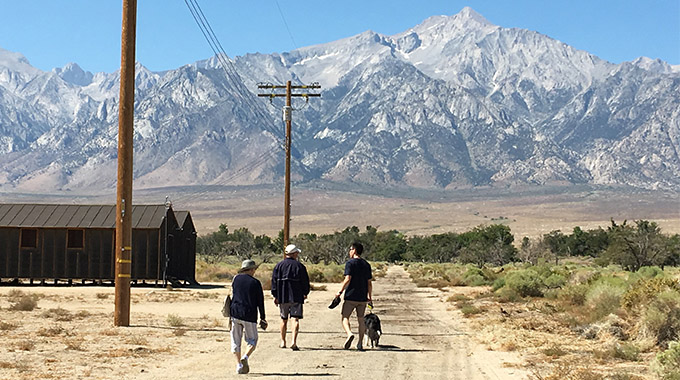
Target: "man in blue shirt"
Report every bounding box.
[230,259,267,374]
[271,244,310,350]
[335,242,372,351]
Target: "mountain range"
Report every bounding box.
[0,7,678,193]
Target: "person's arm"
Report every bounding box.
[301,265,310,298]
[257,282,266,321]
[336,275,351,298]
[367,279,373,303]
[271,265,279,305]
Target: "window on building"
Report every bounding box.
[67,229,84,249]
[20,229,38,248]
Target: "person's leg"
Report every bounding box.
[341,301,357,349]
[279,318,288,348]
[291,318,300,348]
[240,321,259,374]
[355,302,367,350]
[231,318,244,372]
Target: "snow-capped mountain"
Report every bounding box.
[0,7,678,192]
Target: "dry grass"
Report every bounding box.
[0,320,18,330]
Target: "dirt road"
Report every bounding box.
[0,265,527,379]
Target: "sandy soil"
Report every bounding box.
[0,265,527,380]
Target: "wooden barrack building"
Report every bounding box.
[0,204,196,285]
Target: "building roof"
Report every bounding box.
[0,204,173,229]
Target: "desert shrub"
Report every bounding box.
[594,343,640,361]
[622,277,680,311]
[542,343,568,357]
[637,266,665,279]
[505,270,544,297]
[643,290,680,347]
[543,289,560,300]
[529,264,553,279]
[544,274,567,289]
[463,273,487,286]
[492,277,506,291]
[586,283,626,321]
[319,265,345,283]
[41,308,73,321]
[458,303,483,317]
[166,314,185,327]
[8,295,38,311]
[0,321,18,331]
[570,268,602,285]
[307,268,325,282]
[447,294,470,302]
[496,287,522,303]
[653,341,680,380]
[559,284,590,306]
[16,340,35,351]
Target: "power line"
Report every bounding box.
[274,0,298,50]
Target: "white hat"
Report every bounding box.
[238,259,259,273]
[285,244,301,255]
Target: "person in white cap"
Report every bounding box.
[271,244,310,350]
[230,259,267,374]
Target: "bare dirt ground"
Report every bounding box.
[147,186,680,239]
[0,265,527,380]
[3,185,678,239]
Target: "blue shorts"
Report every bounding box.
[279,302,303,319]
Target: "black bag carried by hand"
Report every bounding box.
[328,296,341,309]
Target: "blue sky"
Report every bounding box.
[0,0,677,73]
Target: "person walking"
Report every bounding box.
[230,259,267,374]
[334,242,372,351]
[271,244,310,350]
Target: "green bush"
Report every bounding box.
[558,284,589,306]
[638,266,665,279]
[643,290,680,347]
[463,274,487,286]
[586,283,626,321]
[653,341,680,380]
[544,273,567,289]
[505,270,544,297]
[492,277,506,291]
[307,268,325,282]
[622,277,680,311]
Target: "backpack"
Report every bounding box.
[221,295,232,318]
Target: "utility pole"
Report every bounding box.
[115,0,137,327]
[257,81,320,250]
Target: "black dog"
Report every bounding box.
[364,312,382,348]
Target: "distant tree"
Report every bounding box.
[368,230,407,262]
[518,236,551,265]
[606,220,671,271]
[406,232,462,263]
[458,224,516,267]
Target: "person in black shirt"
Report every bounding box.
[334,242,372,351]
[271,244,310,350]
[230,259,267,374]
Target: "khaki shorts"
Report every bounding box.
[341,300,367,319]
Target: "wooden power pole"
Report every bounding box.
[257,81,320,249]
[115,0,137,327]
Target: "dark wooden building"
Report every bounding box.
[0,204,197,285]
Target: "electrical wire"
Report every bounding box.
[274,0,298,50]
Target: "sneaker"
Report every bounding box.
[240,357,249,374]
[343,335,354,350]
[291,344,300,351]
[236,363,244,374]
[357,342,364,351]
